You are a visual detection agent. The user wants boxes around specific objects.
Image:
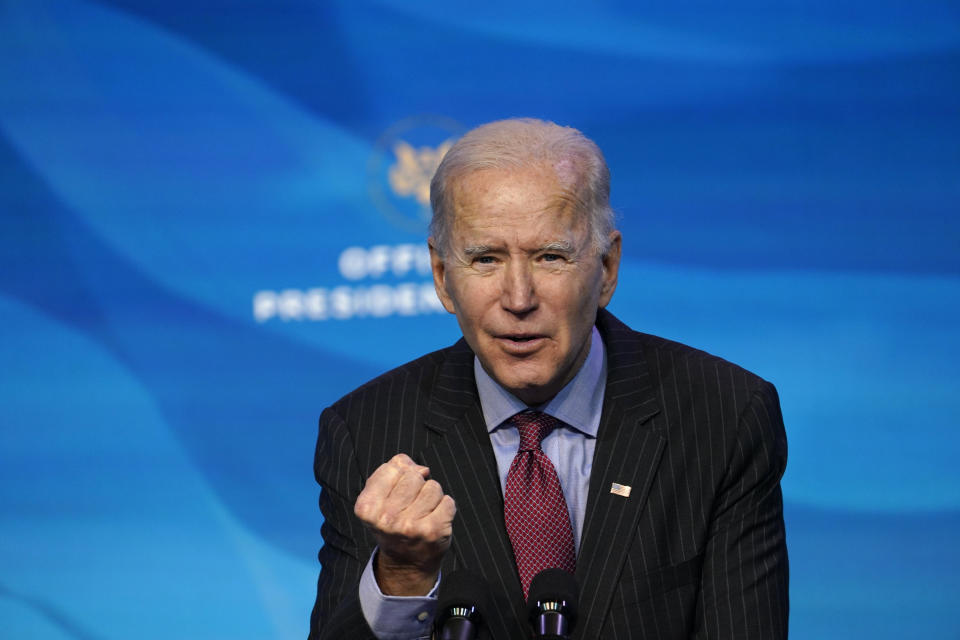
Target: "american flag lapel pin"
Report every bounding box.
[610,482,632,497]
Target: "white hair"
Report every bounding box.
[429,118,615,256]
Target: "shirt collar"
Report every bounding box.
[474,326,606,437]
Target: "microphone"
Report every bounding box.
[527,568,579,639]
[433,569,492,640]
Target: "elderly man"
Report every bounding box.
[309,118,788,639]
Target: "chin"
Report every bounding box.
[500,373,559,404]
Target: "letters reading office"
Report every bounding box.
[310,118,789,639]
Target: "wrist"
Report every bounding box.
[374,550,440,596]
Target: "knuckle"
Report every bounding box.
[428,522,448,542]
[390,453,412,466]
[367,465,392,487]
[376,511,394,530]
[397,519,418,538]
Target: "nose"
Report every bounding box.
[501,259,537,314]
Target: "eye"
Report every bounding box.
[474,255,496,265]
[541,253,563,262]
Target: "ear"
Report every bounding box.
[598,231,622,308]
[428,238,457,314]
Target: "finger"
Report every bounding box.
[388,492,456,544]
[355,454,432,524]
[388,467,427,503]
[389,453,431,477]
[362,455,426,498]
[436,494,456,528]
[359,461,403,501]
[407,491,456,537]
[355,461,411,522]
[432,495,456,540]
[377,470,428,527]
[422,494,457,541]
[397,478,445,521]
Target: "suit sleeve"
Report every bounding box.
[694,380,789,639]
[308,406,378,640]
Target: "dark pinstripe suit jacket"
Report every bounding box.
[309,309,788,639]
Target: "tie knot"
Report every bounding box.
[512,411,558,452]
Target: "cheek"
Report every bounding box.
[546,278,593,313]
[448,279,495,320]
[550,281,601,337]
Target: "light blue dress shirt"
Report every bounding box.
[358,327,607,639]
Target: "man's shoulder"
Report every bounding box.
[602,311,784,454]
[641,331,760,374]
[325,339,472,418]
[600,309,775,395]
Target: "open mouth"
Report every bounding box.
[497,334,546,353]
[501,333,542,342]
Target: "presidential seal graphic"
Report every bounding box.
[367,115,464,233]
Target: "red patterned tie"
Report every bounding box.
[504,411,576,599]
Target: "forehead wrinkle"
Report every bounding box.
[453,165,581,215]
[453,202,588,253]
[552,182,587,208]
[448,165,590,252]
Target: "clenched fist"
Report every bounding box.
[354,453,456,595]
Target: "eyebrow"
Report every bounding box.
[463,244,494,257]
[462,241,576,257]
[540,241,575,254]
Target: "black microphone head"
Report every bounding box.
[437,569,493,613]
[527,568,579,625]
[435,569,493,639]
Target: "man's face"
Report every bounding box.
[430,163,621,406]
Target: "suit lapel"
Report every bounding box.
[575,310,665,639]
[417,312,666,640]
[418,340,527,638]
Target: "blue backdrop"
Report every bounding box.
[1,1,958,638]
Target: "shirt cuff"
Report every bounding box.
[358,547,439,640]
